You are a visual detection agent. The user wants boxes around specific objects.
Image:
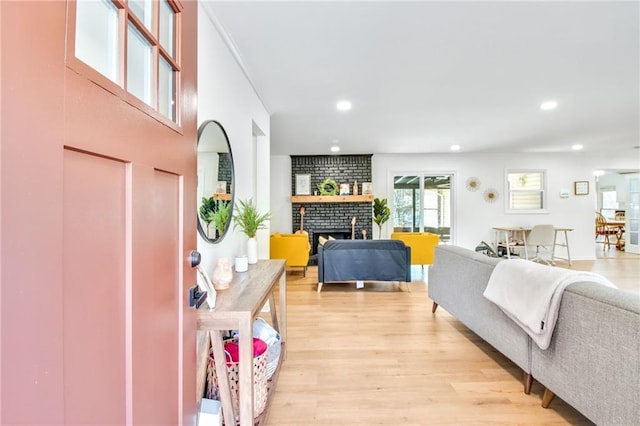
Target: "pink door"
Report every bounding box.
[1,2,198,425]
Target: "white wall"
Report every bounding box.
[270,156,293,233]
[197,4,271,273]
[270,152,639,260]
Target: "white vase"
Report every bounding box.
[247,236,258,264]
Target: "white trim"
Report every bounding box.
[200,4,271,115]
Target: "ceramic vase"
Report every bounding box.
[212,257,233,290]
[247,236,258,264]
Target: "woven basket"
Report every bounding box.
[206,338,268,420]
[252,318,281,379]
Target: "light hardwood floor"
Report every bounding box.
[265,249,639,425]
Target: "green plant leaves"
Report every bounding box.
[373,197,391,238]
[199,196,217,224]
[373,197,391,226]
[232,198,271,238]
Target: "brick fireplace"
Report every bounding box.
[291,155,374,254]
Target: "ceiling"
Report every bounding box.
[204,1,639,157]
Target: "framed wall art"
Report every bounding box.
[295,174,311,195]
[574,181,589,195]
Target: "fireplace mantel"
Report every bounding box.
[290,195,373,203]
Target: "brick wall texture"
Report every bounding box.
[291,155,373,250]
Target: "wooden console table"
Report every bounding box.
[196,259,286,426]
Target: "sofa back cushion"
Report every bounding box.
[319,240,411,282]
[531,282,640,425]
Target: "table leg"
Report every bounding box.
[238,317,254,426]
[279,270,287,359]
[551,230,572,266]
[210,330,235,426]
[504,230,511,259]
[268,292,279,333]
[521,230,529,260]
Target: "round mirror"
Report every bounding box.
[197,120,234,243]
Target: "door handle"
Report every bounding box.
[188,250,205,308]
[188,250,201,268]
[189,285,207,308]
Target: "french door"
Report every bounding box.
[625,174,640,254]
[393,173,453,243]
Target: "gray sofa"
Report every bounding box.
[429,245,640,425]
[317,239,411,292]
[531,282,640,425]
[428,245,533,392]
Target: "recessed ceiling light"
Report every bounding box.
[330,146,340,153]
[450,145,461,151]
[540,100,558,111]
[336,100,352,111]
[571,144,583,151]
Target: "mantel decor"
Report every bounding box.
[574,181,589,195]
[317,178,339,196]
[295,174,311,195]
[290,195,373,203]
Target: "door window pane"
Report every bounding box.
[127,22,152,106]
[159,56,176,121]
[159,0,175,58]
[393,176,420,232]
[393,174,452,242]
[75,0,120,83]
[74,0,182,124]
[129,0,153,32]
[423,176,451,242]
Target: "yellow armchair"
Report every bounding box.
[269,233,310,275]
[390,232,439,265]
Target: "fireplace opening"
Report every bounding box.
[311,229,352,256]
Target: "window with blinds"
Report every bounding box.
[506,170,546,212]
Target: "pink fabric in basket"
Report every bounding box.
[224,338,267,364]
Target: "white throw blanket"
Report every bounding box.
[483,259,616,350]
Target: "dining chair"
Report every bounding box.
[527,224,556,265]
[595,212,618,249]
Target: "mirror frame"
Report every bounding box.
[197,120,235,243]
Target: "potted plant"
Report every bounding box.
[207,200,231,239]
[373,197,391,239]
[199,196,217,238]
[232,198,271,264]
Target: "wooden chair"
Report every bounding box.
[595,212,618,249]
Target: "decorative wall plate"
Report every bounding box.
[483,188,499,203]
[466,177,481,192]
